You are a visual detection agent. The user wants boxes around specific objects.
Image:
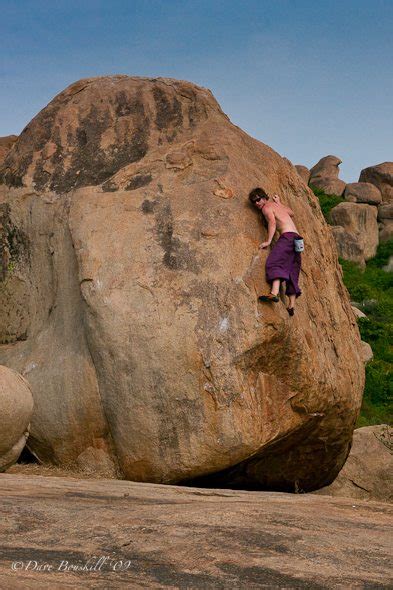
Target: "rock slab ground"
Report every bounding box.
[0,474,391,589]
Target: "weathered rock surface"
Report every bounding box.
[0,75,364,491]
[317,425,393,503]
[0,474,391,589]
[294,164,310,184]
[0,135,18,167]
[309,155,346,196]
[331,226,365,266]
[0,365,34,471]
[359,162,393,202]
[344,181,382,205]
[330,202,379,263]
[378,203,393,220]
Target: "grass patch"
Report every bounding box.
[339,240,393,426]
[310,185,344,221]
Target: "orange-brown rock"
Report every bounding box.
[0,473,391,588]
[344,181,382,205]
[0,76,364,492]
[359,162,393,202]
[0,365,34,471]
[309,155,346,196]
[316,425,392,502]
[294,164,310,184]
[330,202,379,264]
[0,135,18,167]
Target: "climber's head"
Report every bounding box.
[249,187,269,210]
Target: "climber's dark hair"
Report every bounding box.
[249,187,269,203]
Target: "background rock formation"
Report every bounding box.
[359,162,393,203]
[0,365,33,471]
[330,202,379,266]
[316,425,392,502]
[309,155,346,196]
[0,75,364,491]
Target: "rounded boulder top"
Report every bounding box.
[0,75,225,193]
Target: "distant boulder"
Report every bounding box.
[294,165,310,184]
[378,203,393,220]
[330,202,378,264]
[344,182,382,206]
[309,155,346,196]
[316,425,393,503]
[359,162,393,202]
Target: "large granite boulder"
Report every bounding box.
[309,155,346,196]
[0,76,364,491]
[359,162,393,202]
[316,425,393,502]
[330,202,379,264]
[344,182,382,205]
[0,365,34,471]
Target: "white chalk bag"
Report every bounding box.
[294,237,304,253]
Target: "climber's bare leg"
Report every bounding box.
[270,279,280,296]
[288,294,296,308]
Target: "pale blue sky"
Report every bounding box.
[1,0,392,180]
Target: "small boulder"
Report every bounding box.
[330,203,379,263]
[315,425,393,502]
[344,182,382,206]
[310,176,346,197]
[294,165,310,184]
[309,155,346,196]
[360,341,373,363]
[0,365,34,472]
[378,203,393,220]
[359,162,393,202]
[351,306,367,319]
[310,155,342,179]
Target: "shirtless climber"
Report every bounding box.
[249,187,303,316]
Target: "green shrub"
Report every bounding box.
[310,185,345,221]
[339,243,393,426]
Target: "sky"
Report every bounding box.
[1,0,392,181]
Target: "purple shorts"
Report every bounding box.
[265,232,302,297]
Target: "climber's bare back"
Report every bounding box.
[263,201,298,234]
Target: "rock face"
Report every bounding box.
[0,135,18,167]
[0,76,364,491]
[0,365,34,471]
[359,162,393,202]
[294,164,310,184]
[330,202,379,264]
[317,425,393,502]
[309,155,346,196]
[344,182,382,205]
